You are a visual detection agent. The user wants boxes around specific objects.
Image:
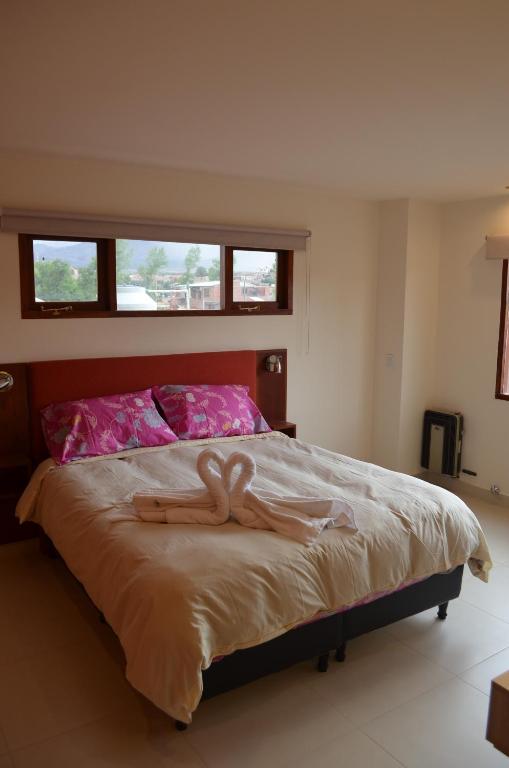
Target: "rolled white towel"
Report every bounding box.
[133,449,229,525]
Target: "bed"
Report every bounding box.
[14,349,491,728]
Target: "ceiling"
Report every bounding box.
[2,0,509,201]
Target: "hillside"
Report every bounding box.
[33,239,219,273]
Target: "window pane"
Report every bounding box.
[116,240,222,311]
[233,250,277,302]
[33,240,98,302]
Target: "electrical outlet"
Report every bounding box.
[491,484,501,495]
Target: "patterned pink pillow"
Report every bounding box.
[153,384,271,440]
[41,388,178,464]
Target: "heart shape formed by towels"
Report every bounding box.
[134,447,356,544]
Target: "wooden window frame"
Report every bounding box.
[496,259,509,399]
[225,247,292,315]
[19,235,293,319]
[19,234,112,317]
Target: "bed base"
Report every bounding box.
[192,565,463,729]
[38,532,463,731]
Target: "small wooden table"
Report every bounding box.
[269,421,296,438]
[487,670,509,757]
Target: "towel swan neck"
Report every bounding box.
[196,449,229,514]
[224,452,264,528]
[223,452,256,495]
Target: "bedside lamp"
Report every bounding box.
[265,354,282,373]
[0,371,14,393]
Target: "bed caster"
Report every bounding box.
[437,602,448,621]
[175,720,188,731]
[317,653,329,673]
[335,642,346,662]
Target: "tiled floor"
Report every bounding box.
[1,495,509,767]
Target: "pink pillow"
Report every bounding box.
[153,384,271,440]
[41,388,178,464]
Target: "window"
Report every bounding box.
[19,236,293,318]
[20,235,110,315]
[225,247,292,316]
[233,249,277,303]
[115,240,222,312]
[496,259,509,398]
[33,239,99,302]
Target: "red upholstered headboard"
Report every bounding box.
[27,350,259,464]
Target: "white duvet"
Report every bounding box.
[17,432,491,723]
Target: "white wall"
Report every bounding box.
[3,150,504,488]
[435,196,509,493]
[399,200,441,474]
[372,200,408,469]
[372,200,441,475]
[0,150,379,459]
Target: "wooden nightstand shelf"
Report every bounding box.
[0,455,36,544]
[255,349,295,439]
[270,421,297,438]
[0,363,38,544]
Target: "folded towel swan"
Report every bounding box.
[133,449,230,525]
[133,449,356,544]
[226,451,356,545]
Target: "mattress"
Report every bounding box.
[17,432,491,722]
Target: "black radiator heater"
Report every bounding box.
[421,410,463,477]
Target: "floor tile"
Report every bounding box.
[461,496,509,565]
[0,539,37,566]
[388,598,509,673]
[186,668,353,768]
[0,553,100,664]
[2,498,509,767]
[10,707,205,768]
[460,645,509,695]
[308,640,451,726]
[341,626,396,661]
[364,678,507,768]
[0,638,136,751]
[461,563,509,623]
[284,728,403,768]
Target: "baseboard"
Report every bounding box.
[417,471,509,511]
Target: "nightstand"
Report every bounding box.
[270,421,297,438]
[0,455,37,544]
[0,362,38,544]
[487,670,509,757]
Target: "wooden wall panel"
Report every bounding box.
[0,363,30,463]
[255,349,287,424]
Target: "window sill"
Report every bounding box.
[21,308,293,319]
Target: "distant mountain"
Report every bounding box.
[33,240,219,273]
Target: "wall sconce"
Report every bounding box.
[0,371,14,393]
[265,354,282,374]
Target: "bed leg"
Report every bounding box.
[317,653,329,673]
[335,641,346,662]
[437,602,448,621]
[175,720,188,731]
